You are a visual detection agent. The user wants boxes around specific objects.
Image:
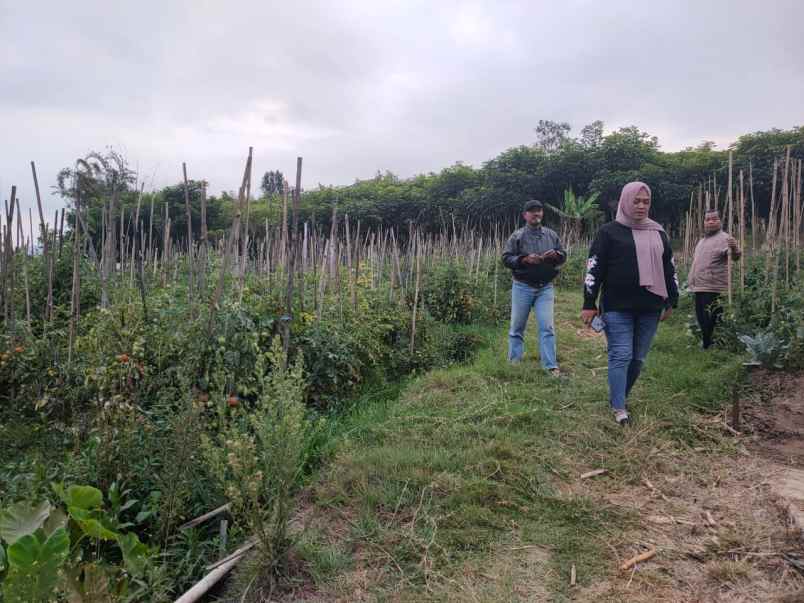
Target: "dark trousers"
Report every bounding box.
[694,292,722,349]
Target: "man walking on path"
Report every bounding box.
[502,200,566,374]
[687,210,741,349]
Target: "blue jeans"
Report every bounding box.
[603,311,661,410]
[508,281,557,369]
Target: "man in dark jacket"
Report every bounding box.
[502,200,566,373]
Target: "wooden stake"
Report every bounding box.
[410,233,421,354]
[182,163,194,305]
[620,547,656,571]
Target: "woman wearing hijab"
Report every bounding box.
[581,182,679,426]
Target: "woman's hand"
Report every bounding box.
[581,309,598,326]
[660,308,673,321]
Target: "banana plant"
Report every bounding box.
[545,188,601,221]
[545,188,602,243]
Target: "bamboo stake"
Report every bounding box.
[4,189,16,334]
[353,220,361,311]
[208,149,251,336]
[15,203,32,331]
[285,158,303,319]
[749,162,756,255]
[182,163,195,306]
[239,157,253,301]
[726,152,733,306]
[795,159,802,275]
[199,181,208,294]
[410,233,421,354]
[345,214,354,311]
[739,170,745,292]
[281,180,289,270]
[174,540,257,603]
[58,208,65,258]
[31,161,55,321]
[147,192,155,271]
[68,177,82,365]
[782,146,791,288]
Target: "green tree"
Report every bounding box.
[534,120,572,153]
[260,170,285,197]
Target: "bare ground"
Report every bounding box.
[571,370,804,602]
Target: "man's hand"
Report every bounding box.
[727,236,739,252]
[542,249,560,263]
[522,253,542,265]
[581,309,597,326]
[660,308,673,321]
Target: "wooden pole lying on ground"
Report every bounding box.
[620,547,657,571]
[174,539,258,603]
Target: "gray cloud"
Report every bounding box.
[1,0,802,231]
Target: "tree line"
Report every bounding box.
[53,122,803,252]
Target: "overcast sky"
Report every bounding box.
[1,0,802,228]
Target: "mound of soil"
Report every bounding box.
[744,371,804,466]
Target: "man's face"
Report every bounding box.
[523,208,543,226]
[704,213,721,233]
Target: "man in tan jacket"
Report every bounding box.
[687,210,741,349]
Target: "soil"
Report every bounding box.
[743,371,804,465]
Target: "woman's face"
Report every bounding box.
[632,189,651,221]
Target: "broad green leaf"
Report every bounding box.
[2,528,69,603]
[117,532,149,577]
[65,485,104,510]
[0,500,51,545]
[42,507,68,536]
[68,507,119,541]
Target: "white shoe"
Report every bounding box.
[613,409,631,426]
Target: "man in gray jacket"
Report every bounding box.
[502,200,566,373]
[687,210,741,349]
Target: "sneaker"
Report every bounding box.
[548,368,561,377]
[613,409,631,426]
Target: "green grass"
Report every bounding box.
[296,289,744,600]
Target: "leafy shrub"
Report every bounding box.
[738,331,790,369]
[716,256,803,368]
[202,339,311,597]
[554,251,586,289]
[419,263,478,324]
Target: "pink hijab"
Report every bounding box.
[615,182,668,300]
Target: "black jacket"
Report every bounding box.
[583,221,679,313]
[502,225,566,287]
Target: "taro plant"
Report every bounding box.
[0,483,153,602]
